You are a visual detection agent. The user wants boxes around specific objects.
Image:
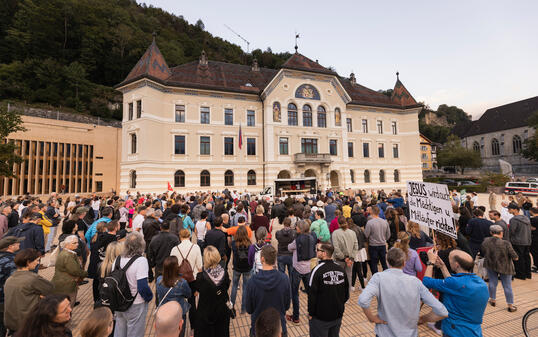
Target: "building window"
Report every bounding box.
[513,135,522,153]
[329,140,337,156]
[422,162,428,168]
[391,121,397,135]
[379,170,386,182]
[393,144,399,158]
[377,120,383,134]
[224,170,234,186]
[378,143,385,158]
[364,170,370,183]
[317,106,327,128]
[247,110,255,127]
[200,170,210,186]
[129,170,136,188]
[350,169,355,183]
[174,135,185,155]
[422,153,428,159]
[224,137,234,155]
[200,107,210,124]
[224,108,233,126]
[247,170,256,185]
[491,138,500,156]
[136,100,142,118]
[279,137,289,155]
[303,105,312,127]
[394,169,400,182]
[362,119,368,133]
[130,134,137,154]
[174,170,185,187]
[346,118,352,132]
[247,138,256,155]
[363,143,370,158]
[288,103,298,126]
[175,105,185,122]
[95,181,103,192]
[301,138,318,154]
[200,136,210,155]
[128,103,133,120]
[421,145,427,151]
[348,142,354,158]
[335,108,341,127]
[473,141,480,152]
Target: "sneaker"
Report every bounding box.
[427,322,442,335]
[350,286,355,292]
[285,314,300,324]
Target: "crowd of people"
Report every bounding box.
[0,187,535,337]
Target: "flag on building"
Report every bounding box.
[167,182,173,191]
[239,124,243,149]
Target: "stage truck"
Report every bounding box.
[259,177,317,200]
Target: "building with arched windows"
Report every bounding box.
[114,38,423,193]
[460,96,538,175]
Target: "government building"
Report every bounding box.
[115,38,423,194]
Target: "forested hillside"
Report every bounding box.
[0,0,291,120]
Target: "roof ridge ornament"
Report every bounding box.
[199,50,208,67]
[396,71,400,81]
[152,31,157,44]
[294,33,300,53]
[252,58,259,72]
[350,72,356,85]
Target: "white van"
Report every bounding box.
[504,182,538,195]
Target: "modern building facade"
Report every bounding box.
[461,96,538,175]
[420,134,437,171]
[1,107,121,197]
[115,39,423,194]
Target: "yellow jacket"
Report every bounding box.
[38,211,52,235]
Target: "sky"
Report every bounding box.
[140,1,538,119]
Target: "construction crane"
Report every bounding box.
[224,24,250,53]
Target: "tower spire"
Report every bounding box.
[152,31,157,44]
[396,71,399,81]
[294,33,300,53]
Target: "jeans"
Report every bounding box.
[309,317,342,337]
[278,255,293,276]
[487,269,514,304]
[45,226,57,252]
[231,270,251,312]
[291,267,310,320]
[368,245,387,274]
[114,302,148,337]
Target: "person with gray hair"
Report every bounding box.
[358,247,448,337]
[479,224,519,311]
[114,232,153,337]
[155,301,183,337]
[52,235,87,308]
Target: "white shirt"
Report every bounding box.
[195,220,208,241]
[91,200,100,211]
[501,207,514,224]
[113,256,149,304]
[170,240,203,279]
[132,214,145,233]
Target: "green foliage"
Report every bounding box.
[437,135,482,174]
[0,104,26,178]
[522,110,538,161]
[419,121,451,144]
[436,104,470,125]
[418,105,472,143]
[479,172,511,187]
[447,184,487,193]
[0,0,291,120]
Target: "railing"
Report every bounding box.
[293,153,332,165]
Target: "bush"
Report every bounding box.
[447,184,487,193]
[479,172,511,187]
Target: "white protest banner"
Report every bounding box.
[406,181,457,239]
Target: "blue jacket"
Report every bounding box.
[387,197,404,209]
[85,217,112,248]
[324,203,337,224]
[423,273,488,337]
[244,269,291,336]
[8,222,44,254]
[0,252,16,303]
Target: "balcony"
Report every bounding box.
[293,153,332,167]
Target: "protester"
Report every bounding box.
[508,204,532,280]
[14,294,72,337]
[0,236,23,335]
[194,210,211,253]
[256,308,282,337]
[364,205,390,274]
[155,301,184,337]
[148,220,180,280]
[275,217,296,275]
[80,307,114,337]
[249,227,270,274]
[348,218,367,290]
[204,216,227,265]
[230,225,252,315]
[331,216,358,292]
[466,208,493,258]
[132,205,147,233]
[310,210,330,243]
[530,207,538,273]
[9,209,45,255]
[394,231,422,277]
[488,210,510,241]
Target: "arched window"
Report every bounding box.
[335,108,341,127]
[472,141,480,152]
[379,170,386,183]
[130,134,137,154]
[317,106,326,128]
[129,170,136,188]
[224,170,234,186]
[247,170,256,185]
[302,104,312,127]
[364,170,370,183]
[513,135,522,153]
[491,138,500,156]
[350,169,355,183]
[200,170,210,187]
[394,169,400,182]
[174,170,185,187]
[287,103,298,126]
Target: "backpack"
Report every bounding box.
[177,244,195,282]
[99,256,140,312]
[252,243,264,274]
[296,233,316,261]
[169,215,184,237]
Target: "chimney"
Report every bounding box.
[252,58,259,72]
[199,50,208,68]
[350,72,356,85]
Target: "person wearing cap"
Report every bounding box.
[7,209,45,255]
[0,236,24,335]
[508,204,532,280]
[480,225,518,312]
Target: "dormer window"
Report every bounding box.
[245,83,253,87]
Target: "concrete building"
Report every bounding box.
[115,39,423,194]
[460,96,538,175]
[1,107,121,197]
[420,134,437,171]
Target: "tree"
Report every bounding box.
[0,104,26,178]
[437,135,482,174]
[522,110,538,161]
[195,19,205,31]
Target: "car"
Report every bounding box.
[526,178,538,183]
[457,180,479,186]
[439,179,456,185]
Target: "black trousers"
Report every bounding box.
[351,261,365,288]
[513,245,532,279]
[531,238,538,268]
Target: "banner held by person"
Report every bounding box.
[406,180,457,239]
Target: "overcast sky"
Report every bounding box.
[140,0,537,119]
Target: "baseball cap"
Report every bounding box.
[0,236,25,250]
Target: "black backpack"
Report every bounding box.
[99,256,140,312]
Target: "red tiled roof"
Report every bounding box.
[339,78,396,107]
[391,79,418,107]
[119,38,171,86]
[281,53,337,75]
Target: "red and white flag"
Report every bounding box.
[238,124,243,149]
[167,182,173,192]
